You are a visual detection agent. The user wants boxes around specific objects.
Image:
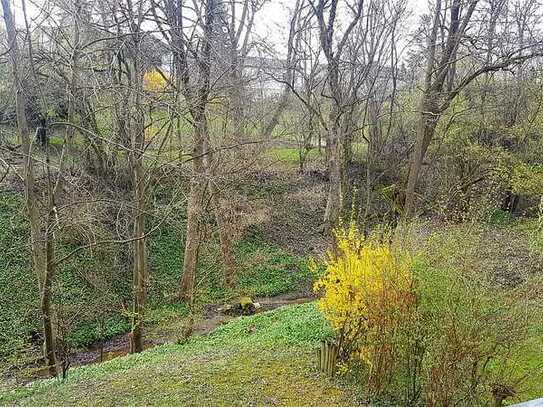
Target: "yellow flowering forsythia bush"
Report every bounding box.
[313,223,416,393]
[144,70,167,92]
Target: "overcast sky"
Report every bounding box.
[5,0,428,56]
[254,0,427,51]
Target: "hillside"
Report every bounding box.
[1,304,361,406]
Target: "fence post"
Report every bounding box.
[317,340,338,376]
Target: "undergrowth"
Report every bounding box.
[0,192,312,374]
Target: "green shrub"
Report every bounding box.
[313,225,541,406]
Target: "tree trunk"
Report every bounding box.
[323,117,343,233]
[180,110,208,302]
[128,25,148,354]
[130,118,147,352]
[179,0,217,302]
[404,99,440,217]
[2,0,59,376]
[65,0,80,155]
[342,116,354,169]
[130,170,147,353]
[42,220,58,375]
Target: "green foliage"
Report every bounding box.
[235,230,312,297]
[411,260,541,405]
[201,302,332,349]
[145,303,190,324]
[184,228,312,304]
[0,193,38,366]
[424,84,543,218]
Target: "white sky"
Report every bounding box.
[4,0,427,55]
[253,0,427,55]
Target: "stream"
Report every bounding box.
[18,294,314,385]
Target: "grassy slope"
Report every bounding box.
[3,218,543,405]
[1,303,361,407]
[0,193,130,360]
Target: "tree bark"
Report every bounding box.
[130,167,147,353]
[180,109,208,302]
[323,105,343,233]
[42,208,59,375]
[2,0,59,376]
[128,21,148,354]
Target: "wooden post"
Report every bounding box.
[317,340,338,376]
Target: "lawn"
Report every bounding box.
[1,303,361,407]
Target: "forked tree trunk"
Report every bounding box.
[404,100,441,217]
[403,0,482,217]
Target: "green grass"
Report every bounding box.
[1,303,359,406]
[267,147,322,167]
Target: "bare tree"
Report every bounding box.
[309,0,365,233]
[279,0,405,232]
[2,0,68,376]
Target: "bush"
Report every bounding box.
[414,262,530,407]
[313,222,539,405]
[313,223,416,395]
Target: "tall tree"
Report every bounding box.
[2,0,60,376]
